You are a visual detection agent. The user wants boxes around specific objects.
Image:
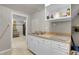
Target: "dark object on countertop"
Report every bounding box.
[77,13,79,15]
[75,28,79,32]
[47,16,49,19]
[72,26,79,32]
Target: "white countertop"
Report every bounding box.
[29,34,71,43]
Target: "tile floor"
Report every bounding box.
[1,36,33,55]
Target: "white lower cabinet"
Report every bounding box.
[27,35,70,55]
[28,35,39,54]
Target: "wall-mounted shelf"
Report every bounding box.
[45,4,71,22]
[45,16,71,22]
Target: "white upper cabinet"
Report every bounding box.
[45,4,71,22]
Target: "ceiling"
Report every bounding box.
[1,4,45,15]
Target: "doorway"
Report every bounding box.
[11,12,32,55]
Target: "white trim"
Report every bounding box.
[0,49,11,54]
[11,11,28,17]
[11,11,13,49]
[11,11,28,48]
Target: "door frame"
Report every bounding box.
[11,11,28,48]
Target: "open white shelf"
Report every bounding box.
[45,16,71,22]
[45,4,71,22]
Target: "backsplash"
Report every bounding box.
[49,21,71,33]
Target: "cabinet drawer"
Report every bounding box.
[52,49,69,55]
[51,40,70,54]
[51,40,70,49]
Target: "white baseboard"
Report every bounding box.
[0,48,11,54]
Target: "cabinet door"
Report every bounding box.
[32,36,39,54]
[49,40,58,55]
[27,36,40,54]
[51,40,70,55]
[27,35,33,50]
[37,38,53,55]
[36,38,45,55]
[43,39,52,55]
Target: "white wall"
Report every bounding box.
[30,9,51,33]
[0,6,11,51]
[30,7,71,34]
[27,15,31,34]
[16,24,23,36]
[49,21,71,33]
